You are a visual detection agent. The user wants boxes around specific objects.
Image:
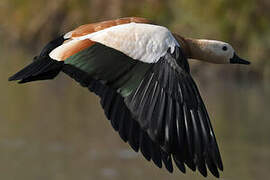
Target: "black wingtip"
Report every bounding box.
[9,35,65,83]
[8,56,63,83]
[161,151,174,173]
[218,161,224,171]
[198,167,208,177]
[213,172,220,178]
[8,75,18,81]
[8,64,34,82]
[172,155,186,174]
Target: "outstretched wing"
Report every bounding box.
[124,51,223,177]
[60,42,223,177]
[10,18,223,177]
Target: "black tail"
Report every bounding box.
[9,35,65,84]
[8,56,64,83]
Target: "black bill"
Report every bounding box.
[230,53,250,65]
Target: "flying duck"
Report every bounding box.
[9,17,250,178]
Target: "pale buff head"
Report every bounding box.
[183,38,250,65]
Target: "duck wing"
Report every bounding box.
[61,41,223,177]
[124,48,223,177]
[10,19,223,177]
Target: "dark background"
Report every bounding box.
[1,0,270,179]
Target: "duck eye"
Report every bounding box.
[222,46,228,51]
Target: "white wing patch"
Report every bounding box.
[50,23,180,63]
[84,23,179,63]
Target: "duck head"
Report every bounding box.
[184,38,250,65]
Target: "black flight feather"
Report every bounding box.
[128,118,140,152]
[161,150,173,173]
[139,131,152,161]
[150,142,162,168]
[8,57,63,83]
[173,154,186,173]
[9,35,65,83]
[109,94,122,131]
[117,108,129,142]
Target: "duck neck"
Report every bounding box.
[183,38,212,61]
[173,34,221,63]
[173,34,191,58]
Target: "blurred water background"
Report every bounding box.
[1,0,270,179]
